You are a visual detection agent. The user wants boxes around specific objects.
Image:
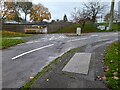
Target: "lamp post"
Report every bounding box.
[108,0,115,30]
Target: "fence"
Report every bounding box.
[2,22,73,33]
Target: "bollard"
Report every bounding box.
[76,27,81,35]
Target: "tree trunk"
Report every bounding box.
[24,11,27,23]
[0,19,2,31]
[92,16,96,23]
[82,22,86,31]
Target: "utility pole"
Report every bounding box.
[108,0,115,30]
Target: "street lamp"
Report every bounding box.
[108,0,115,30]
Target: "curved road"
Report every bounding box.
[2,32,118,88]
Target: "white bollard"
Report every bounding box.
[76,27,81,35]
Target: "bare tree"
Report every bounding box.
[104,11,120,23]
[71,8,91,30]
[83,0,107,23]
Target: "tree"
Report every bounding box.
[1,2,16,20]
[108,0,115,30]
[0,0,4,30]
[1,1,21,22]
[104,13,110,22]
[16,0,32,22]
[83,0,107,23]
[104,11,120,23]
[71,8,91,30]
[30,3,51,22]
[63,14,68,22]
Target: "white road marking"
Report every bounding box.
[99,33,118,37]
[67,38,88,42]
[12,44,54,60]
[49,36,55,40]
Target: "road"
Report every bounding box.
[2,32,118,88]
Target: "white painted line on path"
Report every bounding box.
[49,36,55,40]
[99,33,118,37]
[12,44,54,60]
[67,38,88,42]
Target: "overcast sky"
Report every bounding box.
[31,0,119,21]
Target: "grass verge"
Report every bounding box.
[52,23,119,34]
[21,48,80,90]
[1,31,31,37]
[0,31,32,49]
[98,23,119,32]
[104,42,120,90]
[1,38,25,49]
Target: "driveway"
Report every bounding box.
[2,32,118,88]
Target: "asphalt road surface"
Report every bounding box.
[2,32,119,88]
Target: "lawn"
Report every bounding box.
[0,31,31,49]
[52,23,119,33]
[104,42,120,90]
[52,23,99,33]
[1,38,25,49]
[98,23,119,32]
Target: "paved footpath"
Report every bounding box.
[2,32,118,88]
[31,40,114,89]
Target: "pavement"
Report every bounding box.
[2,32,119,88]
[31,40,114,88]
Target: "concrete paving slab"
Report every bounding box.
[62,53,91,74]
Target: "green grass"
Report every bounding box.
[104,42,120,89]
[52,23,99,33]
[0,31,32,49]
[1,31,31,37]
[52,24,81,33]
[98,23,119,32]
[21,48,80,90]
[52,23,119,33]
[1,38,25,49]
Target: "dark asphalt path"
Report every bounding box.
[31,39,113,88]
[2,32,118,88]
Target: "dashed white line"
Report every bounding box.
[12,44,54,60]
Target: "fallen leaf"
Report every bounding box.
[98,77,102,81]
[116,68,118,71]
[96,76,100,78]
[113,76,119,80]
[30,77,34,79]
[113,72,118,75]
[46,79,49,82]
[101,60,104,63]
[104,66,109,72]
[110,60,113,63]
[101,76,106,80]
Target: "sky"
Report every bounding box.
[30,0,120,21]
